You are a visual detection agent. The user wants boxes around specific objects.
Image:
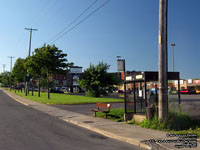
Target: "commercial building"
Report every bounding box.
[53,66,83,92]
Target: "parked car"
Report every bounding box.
[50,87,64,93]
[196,89,200,94]
[170,90,178,95]
[180,89,196,94]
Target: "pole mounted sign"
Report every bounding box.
[117,59,124,72]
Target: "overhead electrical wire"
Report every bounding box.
[48,0,111,45]
[46,0,98,44]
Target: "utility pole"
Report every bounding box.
[8,56,14,90]
[2,64,6,72]
[8,56,15,72]
[25,28,38,56]
[25,27,38,96]
[170,43,176,72]
[158,0,168,121]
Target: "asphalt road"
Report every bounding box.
[0,90,146,150]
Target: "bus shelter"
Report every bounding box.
[124,71,180,114]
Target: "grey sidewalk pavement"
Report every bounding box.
[3,90,200,150]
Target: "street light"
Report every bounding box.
[170,43,176,72]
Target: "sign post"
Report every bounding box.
[117,59,127,114]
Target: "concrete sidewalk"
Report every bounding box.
[3,90,200,150]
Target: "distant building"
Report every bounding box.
[174,79,200,90]
[53,66,83,92]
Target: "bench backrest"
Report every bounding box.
[96,103,111,111]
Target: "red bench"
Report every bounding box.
[91,103,111,119]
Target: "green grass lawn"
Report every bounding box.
[96,108,125,122]
[9,90,123,105]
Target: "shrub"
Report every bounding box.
[141,110,199,131]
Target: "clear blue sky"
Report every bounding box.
[0,0,199,79]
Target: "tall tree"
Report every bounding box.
[26,44,73,99]
[26,55,43,97]
[11,58,26,85]
[79,62,121,97]
[0,72,11,87]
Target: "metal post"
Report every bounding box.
[123,59,127,114]
[144,80,147,107]
[178,76,181,104]
[134,81,136,114]
[140,82,143,112]
[158,0,168,121]
[171,43,176,72]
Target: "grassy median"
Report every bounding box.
[9,90,123,105]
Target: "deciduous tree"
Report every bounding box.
[79,62,121,97]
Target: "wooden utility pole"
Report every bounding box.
[25,28,38,56]
[2,64,6,72]
[158,0,168,121]
[25,28,37,96]
[8,56,15,72]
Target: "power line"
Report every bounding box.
[49,0,111,45]
[46,0,98,44]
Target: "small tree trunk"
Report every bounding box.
[38,80,40,97]
[47,72,50,99]
[31,82,34,96]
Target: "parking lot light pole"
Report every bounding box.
[170,43,176,72]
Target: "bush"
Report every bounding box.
[86,90,100,97]
[141,110,199,131]
[165,111,194,130]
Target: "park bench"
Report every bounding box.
[91,103,111,119]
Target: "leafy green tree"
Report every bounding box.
[0,72,11,87]
[26,44,73,98]
[79,62,121,97]
[11,58,26,85]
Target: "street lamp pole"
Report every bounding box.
[170,43,176,72]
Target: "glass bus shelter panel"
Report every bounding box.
[126,93,134,113]
[125,92,146,114]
